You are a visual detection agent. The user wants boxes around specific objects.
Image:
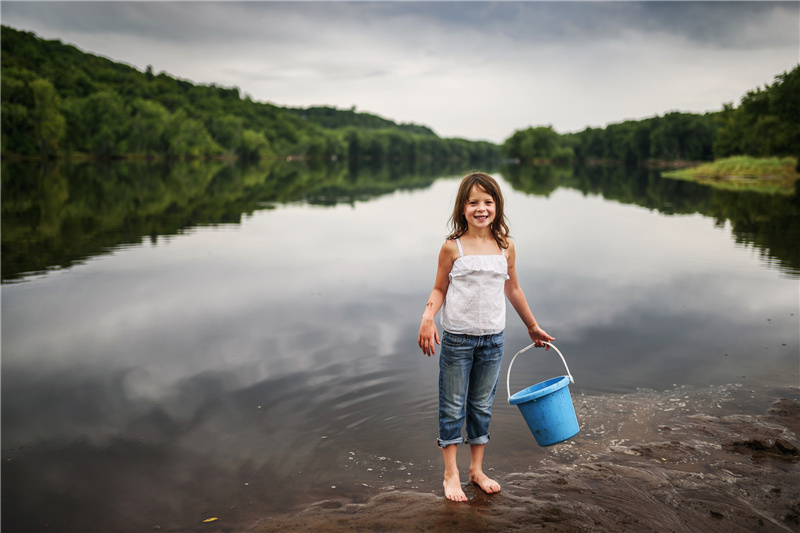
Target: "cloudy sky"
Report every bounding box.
[2,1,798,143]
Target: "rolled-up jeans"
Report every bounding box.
[438,330,504,447]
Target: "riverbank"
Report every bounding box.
[251,387,799,532]
[662,156,800,194]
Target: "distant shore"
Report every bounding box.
[662,156,800,194]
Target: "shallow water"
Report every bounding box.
[2,161,798,532]
[254,386,800,533]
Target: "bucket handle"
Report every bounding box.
[506,341,574,402]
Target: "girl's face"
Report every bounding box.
[462,185,496,231]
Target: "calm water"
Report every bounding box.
[2,161,799,532]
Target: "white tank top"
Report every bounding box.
[440,238,509,336]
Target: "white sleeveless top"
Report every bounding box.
[440,238,509,336]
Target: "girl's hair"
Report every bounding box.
[447,172,510,249]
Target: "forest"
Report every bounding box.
[503,65,800,165]
[2,24,798,168]
[0,25,498,164]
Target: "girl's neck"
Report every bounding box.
[462,227,494,242]
[460,228,499,254]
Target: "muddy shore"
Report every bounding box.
[250,391,800,533]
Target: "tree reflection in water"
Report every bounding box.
[5,159,798,283]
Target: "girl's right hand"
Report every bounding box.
[529,324,555,350]
[418,318,440,357]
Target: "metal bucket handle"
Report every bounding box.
[506,341,575,402]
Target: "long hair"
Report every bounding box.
[447,172,510,249]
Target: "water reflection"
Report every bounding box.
[502,163,800,278]
[2,161,798,532]
[1,158,467,282]
[4,160,798,284]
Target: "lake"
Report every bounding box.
[2,160,798,532]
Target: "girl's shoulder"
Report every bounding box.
[442,238,460,252]
[504,239,516,261]
[440,238,461,262]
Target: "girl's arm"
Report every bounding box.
[504,241,555,349]
[418,241,456,356]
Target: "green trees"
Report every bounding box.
[714,65,800,158]
[555,113,717,165]
[649,112,715,161]
[64,90,127,155]
[128,99,169,156]
[332,127,497,167]
[286,105,436,136]
[504,66,798,165]
[30,79,66,154]
[2,68,37,153]
[207,114,243,154]
[502,126,574,163]
[502,116,715,164]
[237,129,273,161]
[163,109,222,158]
[1,25,497,163]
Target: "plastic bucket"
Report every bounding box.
[507,342,579,447]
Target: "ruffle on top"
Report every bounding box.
[449,255,509,280]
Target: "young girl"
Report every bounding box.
[418,172,554,502]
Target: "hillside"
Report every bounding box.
[502,65,800,166]
[0,25,498,163]
[286,105,436,137]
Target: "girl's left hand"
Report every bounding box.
[529,325,555,350]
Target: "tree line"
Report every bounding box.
[0,25,498,164]
[3,24,796,168]
[502,65,800,165]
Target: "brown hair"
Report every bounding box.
[447,172,510,249]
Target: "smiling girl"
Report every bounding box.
[418,172,554,502]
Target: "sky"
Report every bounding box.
[2,1,798,144]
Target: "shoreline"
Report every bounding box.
[661,156,800,194]
[250,389,800,532]
[4,383,797,532]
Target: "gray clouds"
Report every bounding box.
[2,2,798,142]
[11,2,795,48]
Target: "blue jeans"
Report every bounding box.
[438,330,504,447]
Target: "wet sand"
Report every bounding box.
[5,385,797,532]
[250,389,800,532]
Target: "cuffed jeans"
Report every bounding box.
[438,330,504,447]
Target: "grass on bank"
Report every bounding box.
[662,156,800,194]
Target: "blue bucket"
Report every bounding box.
[506,342,579,447]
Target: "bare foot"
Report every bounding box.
[443,472,468,502]
[469,470,501,494]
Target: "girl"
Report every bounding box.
[418,172,554,502]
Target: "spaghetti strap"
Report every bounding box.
[455,238,464,258]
